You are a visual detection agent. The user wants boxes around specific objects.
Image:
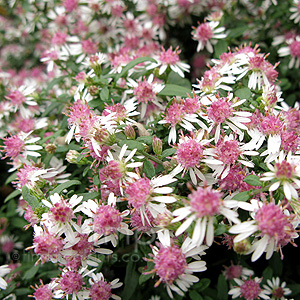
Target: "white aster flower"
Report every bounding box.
[0,265,10,290]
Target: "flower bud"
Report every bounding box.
[124,124,136,140]
[45,143,57,154]
[66,150,88,164]
[152,136,162,156]
[233,238,251,255]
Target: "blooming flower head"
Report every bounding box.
[1,131,42,162]
[174,130,211,184]
[229,200,299,261]
[88,272,122,300]
[261,151,300,200]
[229,277,269,300]
[192,20,226,53]
[278,35,300,68]
[172,185,240,246]
[81,193,133,247]
[223,264,254,281]
[145,231,207,298]
[263,277,292,300]
[125,173,177,223]
[146,46,190,78]
[125,74,165,119]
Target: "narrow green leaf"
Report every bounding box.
[115,56,157,81]
[189,290,203,300]
[217,274,228,300]
[121,259,139,300]
[139,273,153,285]
[137,136,153,145]
[23,265,39,280]
[227,25,248,38]
[158,84,192,97]
[214,39,228,58]
[232,191,250,201]
[118,139,145,151]
[50,180,81,195]
[243,175,262,186]
[161,148,176,158]
[5,171,17,185]
[100,86,109,101]
[4,189,21,203]
[235,87,251,100]
[22,186,40,209]
[77,191,100,201]
[143,160,155,179]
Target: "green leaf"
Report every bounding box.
[50,180,81,195]
[214,39,228,58]
[121,259,139,300]
[137,136,153,145]
[118,139,145,151]
[5,171,17,185]
[139,273,153,285]
[215,224,227,236]
[217,274,228,300]
[15,288,32,296]
[93,175,100,186]
[22,186,40,209]
[12,218,28,228]
[288,284,300,296]
[189,290,203,300]
[115,56,157,81]
[167,71,192,89]
[143,160,155,179]
[243,175,262,186]
[232,191,250,201]
[4,189,21,203]
[87,98,103,108]
[161,148,176,158]
[158,84,192,97]
[235,87,251,100]
[77,191,100,201]
[100,86,109,101]
[194,278,211,292]
[23,265,39,280]
[227,25,248,38]
[262,266,273,284]
[46,76,67,91]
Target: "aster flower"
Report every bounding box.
[261,151,300,200]
[124,74,165,119]
[263,277,292,300]
[30,279,59,300]
[80,192,133,247]
[223,263,254,281]
[172,185,240,246]
[125,173,178,223]
[192,20,226,53]
[278,36,300,69]
[0,265,10,290]
[144,231,207,298]
[173,130,211,185]
[200,93,252,143]
[41,193,84,240]
[229,277,269,300]
[146,46,190,78]
[159,98,203,144]
[229,200,299,261]
[88,272,122,300]
[203,134,259,179]
[1,131,43,162]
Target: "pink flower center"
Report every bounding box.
[63,0,78,12]
[33,285,53,300]
[207,99,233,123]
[260,115,283,135]
[225,265,243,280]
[99,160,123,182]
[255,203,289,238]
[154,245,187,284]
[164,102,185,126]
[130,208,154,232]
[249,55,265,71]
[94,205,122,235]
[177,139,203,168]
[34,233,64,260]
[133,79,156,104]
[183,96,200,114]
[126,178,152,209]
[194,23,213,42]
[159,47,180,65]
[216,139,240,165]
[67,101,93,126]
[239,279,261,300]
[90,280,112,300]
[290,40,300,58]
[60,271,83,294]
[3,135,24,159]
[272,287,284,299]
[6,90,26,106]
[103,103,127,122]
[81,39,98,54]
[275,160,295,180]
[50,202,74,223]
[2,241,14,253]
[189,186,222,217]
